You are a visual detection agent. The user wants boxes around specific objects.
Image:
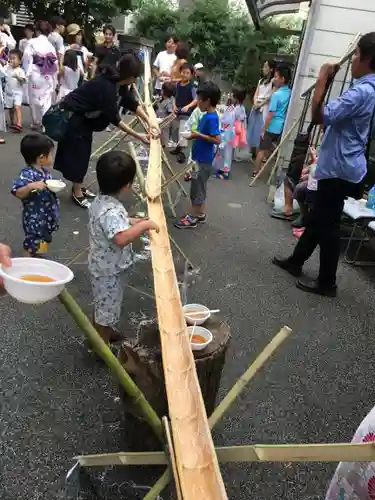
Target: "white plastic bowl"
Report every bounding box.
[183,303,210,325]
[188,326,213,351]
[0,258,74,304]
[46,179,66,193]
[180,130,191,139]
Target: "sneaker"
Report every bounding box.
[195,213,206,223]
[174,214,198,229]
[167,140,177,148]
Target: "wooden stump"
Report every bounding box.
[119,315,231,420]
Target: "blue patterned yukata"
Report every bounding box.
[11,166,60,255]
[88,195,134,327]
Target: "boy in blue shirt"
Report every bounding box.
[252,64,292,177]
[175,81,221,228]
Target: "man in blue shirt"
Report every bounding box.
[175,81,221,229]
[273,32,375,296]
[252,64,292,177]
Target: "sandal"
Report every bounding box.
[0,137,5,144]
[82,187,96,199]
[184,171,192,182]
[72,193,90,208]
[251,171,259,178]
[11,124,22,133]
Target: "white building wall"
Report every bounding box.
[278,0,375,171]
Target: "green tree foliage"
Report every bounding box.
[133,0,300,91]
[3,0,131,31]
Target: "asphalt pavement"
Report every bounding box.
[1,119,375,500]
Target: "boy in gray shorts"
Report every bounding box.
[174,81,221,229]
[88,150,159,344]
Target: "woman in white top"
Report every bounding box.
[247,59,276,156]
[19,24,34,106]
[57,49,82,100]
[22,20,58,130]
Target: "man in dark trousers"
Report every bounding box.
[273,32,375,297]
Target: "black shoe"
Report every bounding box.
[170,148,181,155]
[176,152,186,163]
[272,256,302,277]
[296,278,337,297]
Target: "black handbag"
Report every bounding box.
[43,102,72,142]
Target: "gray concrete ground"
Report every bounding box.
[1,118,375,500]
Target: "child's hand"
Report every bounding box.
[181,105,190,114]
[173,104,178,114]
[190,131,200,139]
[145,219,160,233]
[32,181,47,191]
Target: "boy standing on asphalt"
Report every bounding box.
[175,81,221,229]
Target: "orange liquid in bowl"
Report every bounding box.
[20,274,56,283]
[191,334,206,344]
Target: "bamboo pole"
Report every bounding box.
[249,119,300,187]
[209,325,292,428]
[144,53,227,500]
[128,141,146,197]
[74,442,375,467]
[163,417,183,500]
[58,289,164,442]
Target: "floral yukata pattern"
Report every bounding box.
[11,166,60,255]
[88,195,133,327]
[325,405,375,500]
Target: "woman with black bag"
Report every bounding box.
[53,51,155,208]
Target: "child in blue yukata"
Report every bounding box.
[11,133,59,256]
[175,81,221,229]
[88,150,159,344]
[252,64,292,177]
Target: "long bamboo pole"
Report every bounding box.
[58,289,164,442]
[143,50,227,500]
[74,441,375,466]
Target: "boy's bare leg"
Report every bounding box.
[190,203,205,217]
[253,149,266,174]
[283,183,294,216]
[14,105,22,128]
[9,108,15,126]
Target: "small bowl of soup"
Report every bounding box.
[187,326,213,351]
[0,258,74,304]
[183,304,210,325]
[46,179,66,193]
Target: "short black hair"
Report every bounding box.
[358,32,375,71]
[24,23,34,32]
[175,42,189,60]
[103,24,116,35]
[180,62,194,73]
[9,49,22,61]
[275,63,291,84]
[50,16,65,28]
[35,20,52,36]
[20,134,54,165]
[162,81,176,98]
[166,34,179,44]
[117,51,143,80]
[197,81,221,107]
[96,151,136,195]
[233,87,247,103]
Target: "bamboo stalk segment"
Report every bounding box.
[144,56,227,499]
[58,290,164,442]
[74,442,375,467]
[144,51,162,201]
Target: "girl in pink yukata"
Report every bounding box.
[213,88,247,180]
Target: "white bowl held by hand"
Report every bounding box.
[0,258,74,304]
[46,179,66,193]
[183,303,210,325]
[188,325,213,351]
[180,130,191,139]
